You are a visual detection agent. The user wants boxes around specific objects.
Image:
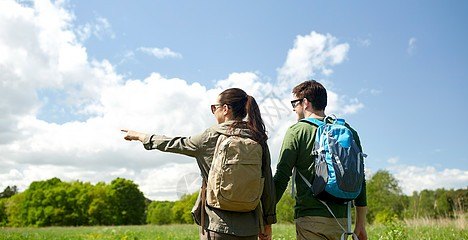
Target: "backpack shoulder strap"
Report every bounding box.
[200,179,207,235]
[300,117,325,127]
[334,118,346,126]
[291,117,324,197]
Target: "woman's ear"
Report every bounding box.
[222,104,230,115]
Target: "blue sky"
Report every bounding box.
[1,0,467,200]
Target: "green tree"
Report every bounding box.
[448,188,467,217]
[0,186,18,199]
[147,201,175,224]
[403,191,419,219]
[172,192,198,224]
[108,178,146,225]
[87,182,114,225]
[61,181,93,226]
[0,186,19,226]
[404,188,462,219]
[367,170,404,223]
[434,189,451,218]
[5,192,27,227]
[418,190,437,218]
[276,189,294,223]
[0,198,7,226]
[25,178,74,226]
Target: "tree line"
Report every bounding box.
[0,177,147,226]
[0,170,466,227]
[365,170,467,223]
[275,170,467,224]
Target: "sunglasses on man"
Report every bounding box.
[290,99,303,108]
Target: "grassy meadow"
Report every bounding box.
[0,219,466,240]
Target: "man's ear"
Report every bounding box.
[303,98,312,109]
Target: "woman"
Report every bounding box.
[122,88,276,240]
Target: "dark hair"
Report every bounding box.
[292,80,327,111]
[218,88,268,144]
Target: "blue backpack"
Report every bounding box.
[294,116,366,204]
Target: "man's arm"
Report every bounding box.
[349,127,368,240]
[260,144,277,225]
[354,206,367,240]
[273,126,299,203]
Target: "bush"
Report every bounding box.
[374,209,399,224]
[172,192,198,224]
[379,219,408,240]
[0,199,7,226]
[147,201,175,225]
[276,193,294,223]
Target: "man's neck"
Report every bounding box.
[304,110,326,119]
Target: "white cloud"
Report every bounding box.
[327,92,364,116]
[273,31,362,118]
[137,163,201,201]
[277,31,349,90]
[358,88,382,96]
[390,165,468,195]
[387,157,399,164]
[370,89,381,96]
[76,16,115,42]
[117,50,136,66]
[407,37,417,55]
[0,0,92,143]
[357,38,371,47]
[138,47,183,59]
[0,0,366,200]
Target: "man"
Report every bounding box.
[273,80,367,240]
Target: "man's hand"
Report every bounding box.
[354,206,368,240]
[121,129,147,142]
[354,224,367,240]
[258,225,272,240]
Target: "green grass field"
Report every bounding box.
[0,220,466,240]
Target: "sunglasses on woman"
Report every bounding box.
[210,104,222,114]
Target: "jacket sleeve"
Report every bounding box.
[142,129,208,158]
[273,126,299,203]
[260,144,277,225]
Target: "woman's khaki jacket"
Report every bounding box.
[143,121,277,236]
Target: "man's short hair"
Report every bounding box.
[292,80,327,111]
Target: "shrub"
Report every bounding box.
[379,218,408,240]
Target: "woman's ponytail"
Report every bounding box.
[245,95,268,144]
[218,88,268,144]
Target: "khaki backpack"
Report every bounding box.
[206,134,264,212]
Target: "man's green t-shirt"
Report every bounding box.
[273,120,367,219]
